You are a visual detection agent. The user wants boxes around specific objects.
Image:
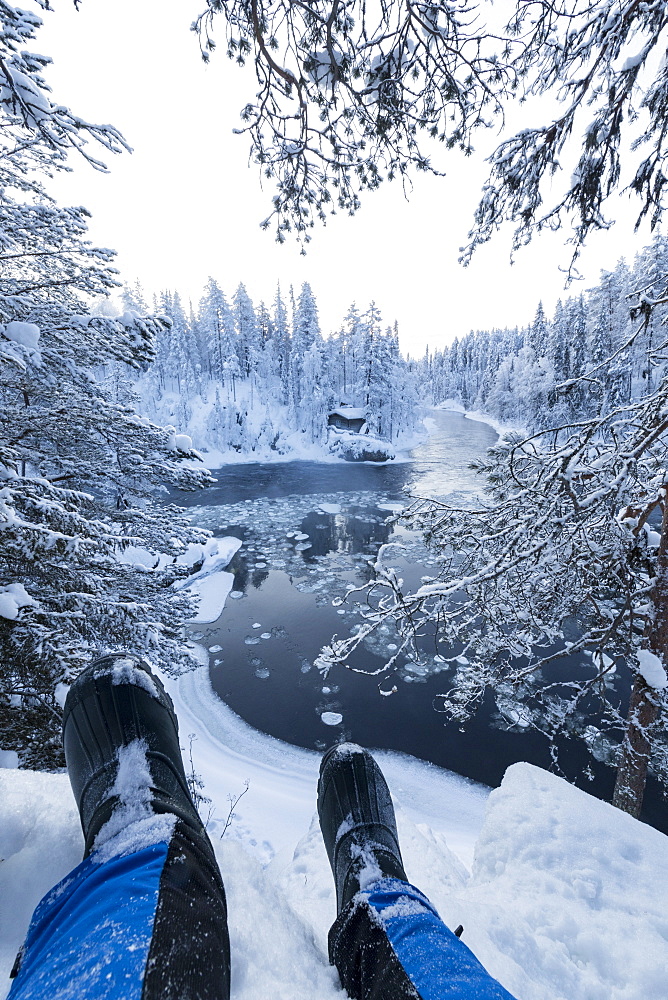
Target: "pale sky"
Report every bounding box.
[34,0,656,357]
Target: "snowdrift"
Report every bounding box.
[1,746,666,999]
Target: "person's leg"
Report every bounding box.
[318,744,517,1000]
[9,654,230,1000]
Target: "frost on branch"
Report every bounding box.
[194,0,516,242]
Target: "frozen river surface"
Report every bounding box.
[173,410,665,832]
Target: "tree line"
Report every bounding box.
[127,279,420,455]
[419,236,668,433]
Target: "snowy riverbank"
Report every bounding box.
[142,384,428,469]
[432,400,525,440]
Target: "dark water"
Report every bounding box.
[181,410,499,505]
[175,411,667,833]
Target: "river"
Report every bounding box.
[173,410,666,832]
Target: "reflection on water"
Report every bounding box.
[174,411,666,833]
[299,508,393,556]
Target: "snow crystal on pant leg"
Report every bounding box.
[375,897,429,921]
[91,741,176,860]
[93,814,176,865]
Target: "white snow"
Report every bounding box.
[0,583,37,621]
[636,648,668,690]
[317,503,342,514]
[328,430,395,462]
[115,544,168,569]
[352,842,383,889]
[1,651,667,1000]
[183,571,235,624]
[2,322,40,349]
[0,750,19,769]
[92,740,176,863]
[433,399,466,414]
[642,523,661,548]
[329,407,366,420]
[175,535,242,623]
[172,432,193,452]
[54,683,70,708]
[0,69,52,126]
[108,657,160,698]
[620,50,646,72]
[375,896,429,922]
[177,535,241,572]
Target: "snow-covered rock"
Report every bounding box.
[328,430,395,463]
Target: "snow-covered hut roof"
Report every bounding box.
[329,407,366,420]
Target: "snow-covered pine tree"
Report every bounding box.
[233,282,260,378]
[198,277,236,383]
[0,1,211,768]
[290,282,322,423]
[272,283,291,404]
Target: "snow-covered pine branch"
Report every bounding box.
[319,389,668,817]
[0,2,214,768]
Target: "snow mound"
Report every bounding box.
[466,763,668,1000]
[328,430,395,463]
[636,649,668,690]
[175,536,242,624]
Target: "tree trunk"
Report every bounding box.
[613,489,668,817]
[612,671,660,817]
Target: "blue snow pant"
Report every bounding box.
[8,834,515,1000]
[8,818,230,1000]
[331,878,517,1000]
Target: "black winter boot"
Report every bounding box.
[317,743,408,914]
[62,653,205,856]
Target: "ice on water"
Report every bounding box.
[321,711,343,726]
[186,490,451,679]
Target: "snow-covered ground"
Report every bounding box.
[2,645,667,999]
[2,534,667,1000]
[143,384,427,468]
